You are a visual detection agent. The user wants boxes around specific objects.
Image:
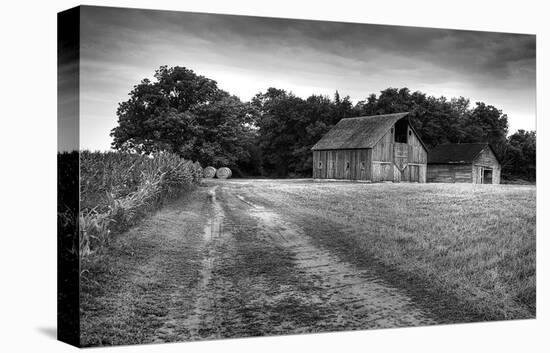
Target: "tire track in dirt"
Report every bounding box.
[82,182,438,345]
[175,185,226,338]
[151,185,230,342]
[229,189,436,329]
[178,185,339,338]
[166,183,438,340]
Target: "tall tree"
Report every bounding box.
[253,89,357,176]
[501,130,536,181]
[252,88,306,176]
[111,66,256,168]
[352,88,509,150]
[461,102,509,151]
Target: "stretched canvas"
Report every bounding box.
[58,5,536,347]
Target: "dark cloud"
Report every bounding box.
[74,5,536,150]
[80,6,535,82]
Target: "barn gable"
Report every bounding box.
[473,145,501,166]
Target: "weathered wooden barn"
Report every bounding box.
[427,143,501,184]
[311,112,428,182]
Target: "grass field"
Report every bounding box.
[80,179,536,345]
[236,180,536,320]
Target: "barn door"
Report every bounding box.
[409,165,419,182]
[394,143,409,181]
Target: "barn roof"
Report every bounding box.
[311,112,410,150]
[428,143,498,164]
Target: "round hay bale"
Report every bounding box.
[203,166,217,178]
[216,167,232,179]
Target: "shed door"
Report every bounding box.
[483,168,493,184]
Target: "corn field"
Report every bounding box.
[77,151,203,257]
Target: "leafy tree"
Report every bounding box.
[332,91,355,124]
[501,130,536,181]
[112,66,534,181]
[252,88,307,176]
[352,88,510,150]
[461,102,509,153]
[253,89,357,176]
[111,66,256,168]
[152,65,220,111]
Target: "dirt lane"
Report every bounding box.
[159,182,436,341]
[216,183,434,331]
[81,181,439,346]
[233,191,435,328]
[80,188,212,346]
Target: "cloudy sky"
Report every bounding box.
[67,6,535,151]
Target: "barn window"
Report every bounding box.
[318,161,323,169]
[360,162,366,170]
[345,161,350,170]
[394,119,408,143]
[409,130,412,136]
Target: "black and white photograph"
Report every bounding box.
[6,1,550,352]
[54,4,540,348]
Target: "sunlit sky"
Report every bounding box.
[59,6,536,151]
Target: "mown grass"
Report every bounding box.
[245,181,536,320]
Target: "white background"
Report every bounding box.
[0,0,547,351]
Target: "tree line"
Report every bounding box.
[111,66,536,181]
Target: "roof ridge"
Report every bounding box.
[434,142,489,146]
[342,112,409,120]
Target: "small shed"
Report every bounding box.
[427,143,501,184]
[311,112,428,182]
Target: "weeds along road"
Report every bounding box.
[81,179,439,346]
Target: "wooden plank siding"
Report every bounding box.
[372,162,394,182]
[313,149,371,181]
[407,126,427,164]
[371,129,393,162]
[394,143,408,171]
[312,151,319,178]
[472,165,481,184]
[370,127,393,182]
[473,147,501,184]
[427,164,473,183]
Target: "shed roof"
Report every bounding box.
[427,143,497,164]
[311,112,409,150]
